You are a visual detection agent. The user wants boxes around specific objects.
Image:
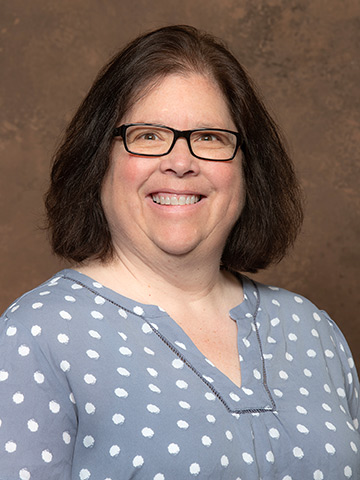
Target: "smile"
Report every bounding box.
[151,194,201,205]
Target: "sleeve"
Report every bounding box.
[0,313,78,480]
[323,311,360,430]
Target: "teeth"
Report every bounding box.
[152,194,201,205]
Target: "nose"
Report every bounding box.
[159,137,200,177]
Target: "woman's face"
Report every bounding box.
[102,73,245,262]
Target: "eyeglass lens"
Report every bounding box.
[125,125,237,160]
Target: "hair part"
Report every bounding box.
[45,24,303,272]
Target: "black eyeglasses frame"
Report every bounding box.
[113,123,243,161]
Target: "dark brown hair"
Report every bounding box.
[45,25,303,273]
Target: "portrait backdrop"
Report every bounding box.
[0,0,359,368]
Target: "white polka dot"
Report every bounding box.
[292,313,300,322]
[109,445,120,457]
[65,295,76,302]
[115,388,128,398]
[94,295,105,305]
[133,455,144,467]
[133,306,144,315]
[313,470,324,480]
[19,468,31,480]
[86,349,99,360]
[311,328,319,338]
[13,392,24,404]
[267,336,277,343]
[201,435,212,446]
[0,370,9,381]
[225,430,233,441]
[190,463,200,475]
[177,420,189,429]
[324,383,331,393]
[253,368,261,380]
[119,346,132,356]
[34,371,45,383]
[313,312,321,321]
[243,387,254,395]
[147,368,158,378]
[274,388,283,397]
[202,375,214,383]
[118,308,128,318]
[337,387,346,398]
[242,452,254,464]
[175,341,187,350]
[69,392,76,404]
[296,424,309,434]
[350,441,358,453]
[293,446,304,458]
[60,360,71,372]
[296,405,307,415]
[172,358,184,369]
[117,367,130,377]
[242,338,251,348]
[347,421,355,431]
[148,384,161,393]
[285,352,293,362]
[147,404,160,414]
[5,441,17,452]
[18,345,30,356]
[269,427,280,439]
[229,392,240,401]
[142,323,152,334]
[322,403,332,412]
[83,435,95,448]
[206,414,216,423]
[272,299,280,306]
[118,331,127,341]
[348,357,355,369]
[303,368,312,377]
[57,333,69,344]
[294,296,303,303]
[79,469,91,479]
[299,387,309,396]
[279,370,288,380]
[6,326,17,336]
[179,400,191,409]
[288,333,297,341]
[31,325,42,336]
[112,413,125,424]
[142,427,154,438]
[205,392,216,401]
[271,317,280,326]
[324,349,334,358]
[42,449,53,462]
[168,443,180,455]
[71,283,82,290]
[325,421,336,431]
[221,455,229,467]
[11,305,19,312]
[85,402,96,414]
[307,349,317,358]
[91,310,103,319]
[348,372,353,384]
[144,347,155,355]
[154,475,165,480]
[84,374,97,385]
[344,466,352,478]
[27,419,39,432]
[32,302,43,309]
[325,443,336,454]
[266,451,275,463]
[88,330,101,339]
[353,418,359,429]
[60,310,72,320]
[49,400,60,413]
[63,431,71,444]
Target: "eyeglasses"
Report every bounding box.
[113,123,243,161]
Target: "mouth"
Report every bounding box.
[151,193,202,206]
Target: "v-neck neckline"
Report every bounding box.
[61,268,276,414]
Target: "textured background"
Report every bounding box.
[1,0,359,368]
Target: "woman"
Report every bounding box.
[0,25,358,479]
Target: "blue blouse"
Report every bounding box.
[0,269,359,479]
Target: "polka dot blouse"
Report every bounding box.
[0,269,359,479]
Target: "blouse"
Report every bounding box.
[0,268,359,479]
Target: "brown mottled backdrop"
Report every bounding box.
[1,1,359,368]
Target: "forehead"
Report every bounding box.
[121,73,235,128]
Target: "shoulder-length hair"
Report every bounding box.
[45,24,303,273]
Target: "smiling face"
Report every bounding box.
[101,73,245,263]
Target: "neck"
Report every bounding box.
[77,243,233,309]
